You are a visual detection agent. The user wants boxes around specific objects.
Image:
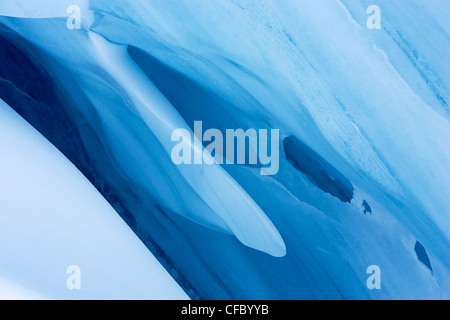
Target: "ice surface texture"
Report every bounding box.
[0,0,449,299]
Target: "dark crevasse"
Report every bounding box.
[0,33,90,177]
[128,45,269,167]
[0,25,202,299]
[283,135,354,203]
[128,46,243,132]
[0,28,127,225]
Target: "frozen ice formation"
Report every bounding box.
[0,0,449,299]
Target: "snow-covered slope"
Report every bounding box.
[0,99,188,299]
[0,1,448,299]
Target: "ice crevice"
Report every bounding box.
[0,0,449,299]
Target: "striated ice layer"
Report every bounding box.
[0,0,449,299]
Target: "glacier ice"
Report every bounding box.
[0,0,449,299]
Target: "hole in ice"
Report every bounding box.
[362,200,372,215]
[414,241,433,274]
